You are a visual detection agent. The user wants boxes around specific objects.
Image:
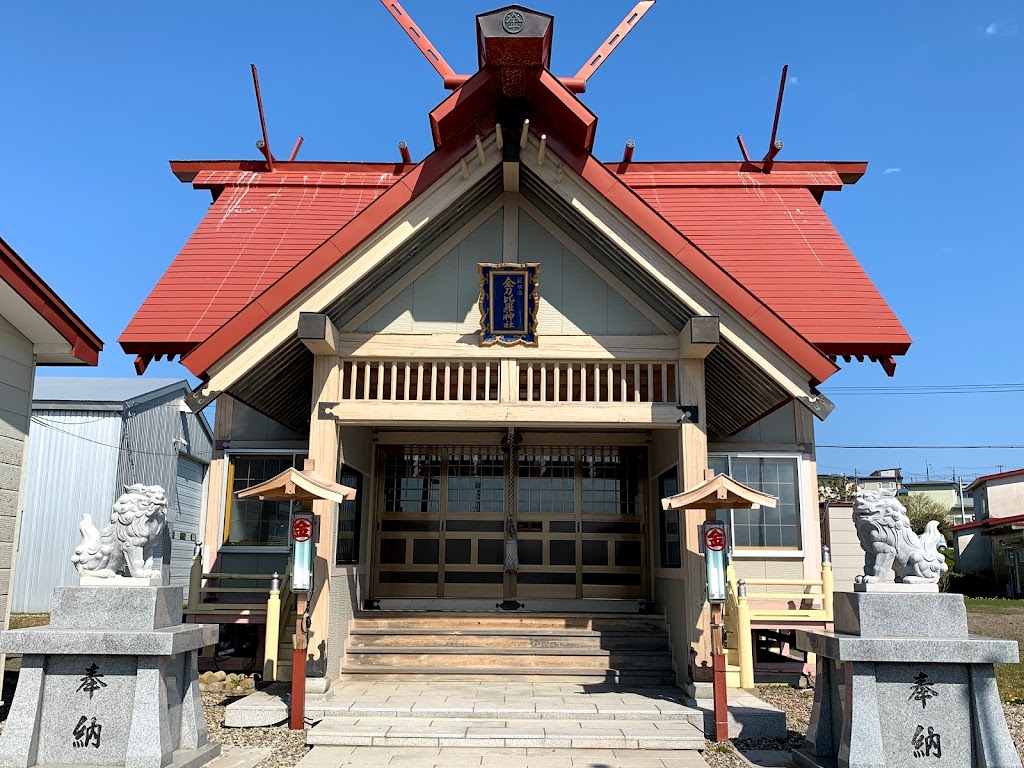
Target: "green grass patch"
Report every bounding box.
[964,598,1024,615]
[996,663,1024,703]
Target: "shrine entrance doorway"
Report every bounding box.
[370,439,649,602]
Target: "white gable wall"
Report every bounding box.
[358,207,658,336]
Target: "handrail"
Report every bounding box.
[263,558,294,683]
[725,546,834,690]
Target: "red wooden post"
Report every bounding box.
[290,596,307,730]
[711,602,729,742]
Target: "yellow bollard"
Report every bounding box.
[822,546,835,621]
[736,579,755,689]
[264,572,282,682]
[187,556,202,611]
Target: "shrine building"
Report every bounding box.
[119,5,911,692]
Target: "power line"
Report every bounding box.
[819,444,1024,450]
[30,416,185,458]
[823,383,1024,396]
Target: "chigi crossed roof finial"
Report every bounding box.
[379,0,656,94]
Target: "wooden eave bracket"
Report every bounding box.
[797,388,836,421]
[184,382,221,414]
[661,473,777,511]
[680,316,720,359]
[298,312,340,356]
[237,459,356,505]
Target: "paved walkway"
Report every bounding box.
[307,680,702,722]
[297,746,713,767]
[300,680,713,766]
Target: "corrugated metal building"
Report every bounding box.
[12,378,212,613]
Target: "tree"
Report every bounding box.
[902,493,954,542]
[819,475,856,502]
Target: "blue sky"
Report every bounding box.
[1,2,1021,483]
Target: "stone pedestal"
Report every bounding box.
[0,585,220,768]
[793,592,1021,768]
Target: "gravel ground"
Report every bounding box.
[202,692,309,768]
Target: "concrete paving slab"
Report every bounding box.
[203,746,273,768]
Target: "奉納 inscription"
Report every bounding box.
[911,724,941,758]
[72,715,102,749]
[908,671,938,709]
[76,663,107,699]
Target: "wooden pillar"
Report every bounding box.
[677,317,719,682]
[299,313,342,678]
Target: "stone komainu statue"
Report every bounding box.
[72,484,168,579]
[853,488,948,584]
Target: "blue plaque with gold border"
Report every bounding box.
[478,263,539,347]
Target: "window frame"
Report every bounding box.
[656,465,681,568]
[335,463,366,565]
[220,449,308,552]
[708,451,808,558]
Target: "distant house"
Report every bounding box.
[858,468,902,493]
[950,469,1024,596]
[902,479,974,526]
[1,236,102,646]
[11,378,212,613]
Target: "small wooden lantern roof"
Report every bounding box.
[236,459,357,504]
[661,472,777,511]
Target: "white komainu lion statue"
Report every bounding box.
[853,488,948,584]
[72,484,168,579]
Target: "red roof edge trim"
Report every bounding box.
[608,160,868,183]
[951,512,1024,533]
[169,160,417,184]
[965,468,1024,493]
[537,132,838,385]
[178,134,478,377]
[0,235,103,366]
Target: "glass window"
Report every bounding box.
[518,451,575,515]
[658,468,680,568]
[336,465,364,565]
[709,455,802,550]
[448,453,504,515]
[382,451,441,514]
[226,453,304,546]
[581,448,642,516]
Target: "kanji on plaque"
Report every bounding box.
[704,526,727,552]
[291,515,313,543]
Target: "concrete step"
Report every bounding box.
[694,691,787,739]
[307,716,705,750]
[338,666,677,684]
[348,629,669,650]
[352,613,666,632]
[345,647,673,669]
[313,701,703,726]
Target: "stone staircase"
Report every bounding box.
[305,612,705,754]
[339,612,677,684]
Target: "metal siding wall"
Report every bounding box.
[115,392,212,580]
[12,410,122,613]
[170,457,206,589]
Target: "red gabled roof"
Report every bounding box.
[120,61,908,386]
[966,468,1024,493]
[616,164,911,357]
[120,163,407,356]
[0,235,103,365]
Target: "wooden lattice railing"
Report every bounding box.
[337,359,677,404]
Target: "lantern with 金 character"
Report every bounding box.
[701,521,728,604]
